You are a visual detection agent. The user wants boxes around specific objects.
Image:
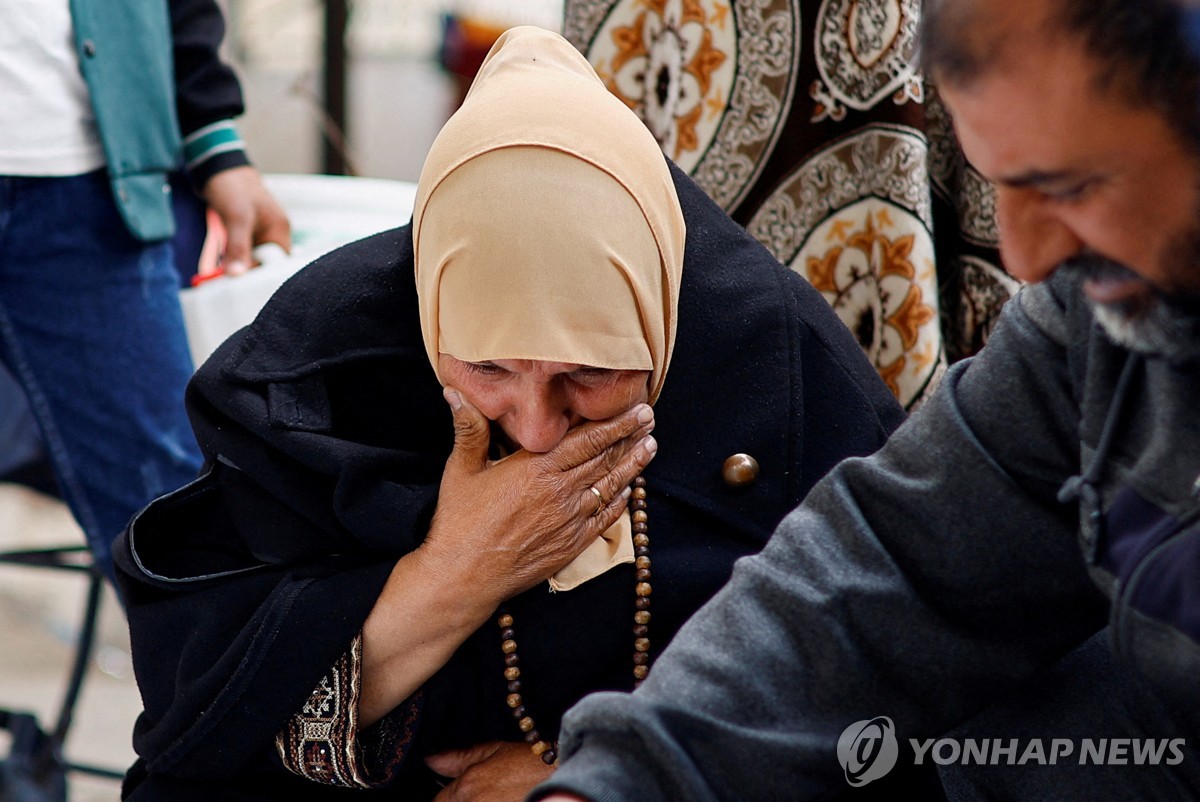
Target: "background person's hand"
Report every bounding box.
[420,387,656,606]
[201,165,291,275]
[426,741,553,802]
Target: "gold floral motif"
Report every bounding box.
[609,19,648,75]
[604,1,729,161]
[572,0,799,210]
[800,204,938,403]
[744,125,944,407]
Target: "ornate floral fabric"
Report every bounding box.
[564,0,1011,408]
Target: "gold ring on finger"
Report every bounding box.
[588,485,605,513]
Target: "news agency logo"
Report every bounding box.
[837,716,899,787]
[909,737,1187,766]
[837,715,1189,786]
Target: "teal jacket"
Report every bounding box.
[70,0,249,241]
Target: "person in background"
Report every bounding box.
[534,0,1200,799]
[112,26,903,801]
[0,0,289,581]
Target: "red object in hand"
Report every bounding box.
[190,208,228,286]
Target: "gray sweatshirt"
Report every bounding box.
[536,269,1200,801]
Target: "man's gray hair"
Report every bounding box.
[920,0,1200,149]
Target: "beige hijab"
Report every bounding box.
[412,26,685,590]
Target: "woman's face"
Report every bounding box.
[438,355,651,453]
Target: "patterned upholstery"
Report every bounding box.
[563,0,1013,408]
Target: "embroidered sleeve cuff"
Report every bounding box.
[275,632,422,788]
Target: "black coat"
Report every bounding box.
[115,165,904,799]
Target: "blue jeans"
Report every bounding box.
[0,362,46,478]
[0,171,202,581]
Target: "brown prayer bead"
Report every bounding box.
[498,477,654,764]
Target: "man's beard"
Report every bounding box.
[1069,256,1200,364]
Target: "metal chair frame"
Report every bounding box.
[0,544,124,802]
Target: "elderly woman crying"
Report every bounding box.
[114,26,904,802]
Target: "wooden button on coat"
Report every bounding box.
[722,453,759,488]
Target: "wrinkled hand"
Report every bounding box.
[427,741,553,802]
[422,388,656,605]
[201,165,291,275]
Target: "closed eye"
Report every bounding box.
[464,361,507,376]
[1044,179,1098,203]
[999,167,1104,205]
[569,367,612,385]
